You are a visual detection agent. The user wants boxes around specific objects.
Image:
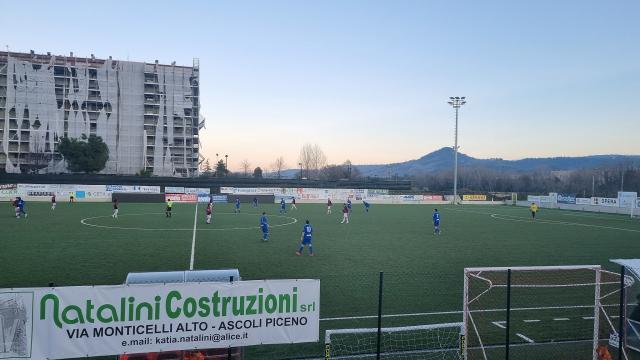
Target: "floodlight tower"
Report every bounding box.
[447,97,466,204]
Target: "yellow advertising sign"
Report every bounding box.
[463,194,487,201]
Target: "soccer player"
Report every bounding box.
[51,194,56,210]
[530,202,539,220]
[363,200,370,213]
[327,198,332,214]
[69,194,75,203]
[112,197,119,219]
[205,202,213,224]
[291,197,297,210]
[260,212,269,241]
[17,197,27,218]
[235,198,241,214]
[341,204,349,224]
[433,208,441,235]
[14,196,27,219]
[165,198,173,217]
[279,198,286,214]
[347,199,352,213]
[296,220,314,256]
[252,197,258,208]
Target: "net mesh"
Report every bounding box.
[326,323,463,359]
[464,266,609,360]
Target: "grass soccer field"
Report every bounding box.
[2,201,640,359]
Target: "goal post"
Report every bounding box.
[325,322,464,359]
[463,265,608,360]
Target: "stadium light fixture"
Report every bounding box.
[448,97,467,204]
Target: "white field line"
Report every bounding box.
[583,316,595,320]
[80,212,298,231]
[523,319,541,323]
[491,321,506,329]
[320,303,623,322]
[490,213,640,233]
[553,318,570,321]
[516,333,535,343]
[189,203,198,270]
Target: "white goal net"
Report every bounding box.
[463,265,634,360]
[325,323,464,359]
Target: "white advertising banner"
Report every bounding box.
[618,192,638,208]
[106,185,161,194]
[16,184,111,201]
[0,279,319,359]
[527,195,542,203]
[576,198,592,205]
[185,187,211,195]
[637,198,640,209]
[165,186,186,194]
[592,197,619,207]
[0,184,18,200]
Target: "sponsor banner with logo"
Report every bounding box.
[463,194,487,201]
[592,197,619,207]
[557,193,577,204]
[0,184,18,200]
[106,185,161,194]
[423,195,444,201]
[15,184,111,200]
[539,196,553,203]
[185,187,211,195]
[0,279,319,359]
[637,198,640,209]
[208,195,229,203]
[165,186,185,194]
[527,195,542,203]
[576,198,592,205]
[618,192,638,208]
[165,193,197,203]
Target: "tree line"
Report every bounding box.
[410,164,640,197]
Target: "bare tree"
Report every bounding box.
[298,143,327,179]
[272,156,287,179]
[241,159,251,177]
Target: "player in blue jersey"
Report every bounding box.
[347,199,352,213]
[363,200,370,213]
[433,209,441,235]
[279,198,286,214]
[252,197,258,208]
[234,197,241,214]
[260,212,269,241]
[16,197,27,218]
[296,220,314,256]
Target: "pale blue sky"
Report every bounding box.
[3,0,639,170]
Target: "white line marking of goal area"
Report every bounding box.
[553,318,570,321]
[523,319,541,323]
[491,321,506,329]
[189,203,198,270]
[516,333,535,343]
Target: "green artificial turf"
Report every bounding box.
[2,202,640,359]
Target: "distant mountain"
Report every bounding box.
[356,147,640,177]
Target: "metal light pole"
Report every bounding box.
[225,154,228,175]
[447,97,466,205]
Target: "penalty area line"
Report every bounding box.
[189,203,198,270]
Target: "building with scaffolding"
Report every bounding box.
[0,51,202,176]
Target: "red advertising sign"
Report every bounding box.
[165,193,197,203]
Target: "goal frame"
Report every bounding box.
[463,265,602,360]
[325,322,464,360]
